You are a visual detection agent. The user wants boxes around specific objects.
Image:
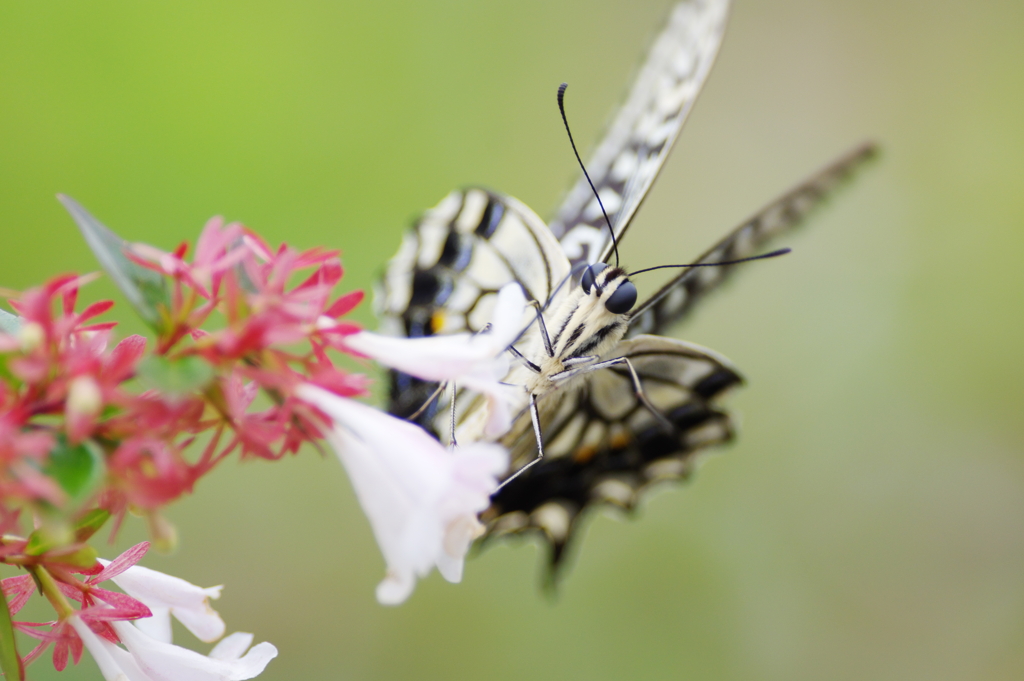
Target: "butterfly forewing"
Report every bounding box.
[377,188,570,422]
[551,0,730,269]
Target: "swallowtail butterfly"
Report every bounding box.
[376,0,876,576]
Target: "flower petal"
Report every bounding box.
[208,632,254,662]
[134,606,172,645]
[297,385,507,605]
[375,571,415,606]
[113,620,277,681]
[92,542,150,583]
[345,283,527,386]
[97,561,225,643]
[69,616,142,681]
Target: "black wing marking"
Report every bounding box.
[552,0,731,270]
[628,142,878,338]
[377,189,570,423]
[483,335,742,574]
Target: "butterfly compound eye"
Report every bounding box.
[605,280,637,314]
[581,263,608,294]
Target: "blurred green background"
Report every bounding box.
[2,1,1023,679]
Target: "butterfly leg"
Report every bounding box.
[448,381,458,448]
[407,381,448,421]
[496,393,544,491]
[577,356,675,433]
[528,300,555,357]
[508,345,541,373]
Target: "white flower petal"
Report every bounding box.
[173,602,226,644]
[488,282,530,345]
[208,632,255,661]
[375,571,415,606]
[98,560,226,643]
[133,605,172,644]
[113,620,277,681]
[343,283,529,438]
[69,616,139,681]
[346,282,526,383]
[436,514,485,583]
[297,385,507,605]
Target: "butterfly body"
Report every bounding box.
[521,267,632,396]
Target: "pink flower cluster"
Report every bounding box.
[0,217,365,518]
[0,201,524,680]
[3,542,151,670]
[0,212,366,678]
[2,541,275,680]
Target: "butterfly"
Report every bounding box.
[375,0,876,576]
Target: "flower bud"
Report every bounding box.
[67,375,103,417]
[146,511,179,554]
[17,321,45,352]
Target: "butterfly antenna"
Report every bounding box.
[557,82,620,267]
[627,248,792,277]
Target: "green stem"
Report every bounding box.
[26,565,75,620]
[0,588,23,681]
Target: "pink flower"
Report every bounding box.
[296,384,507,605]
[14,543,153,669]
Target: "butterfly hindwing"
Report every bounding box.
[628,142,878,338]
[483,335,742,568]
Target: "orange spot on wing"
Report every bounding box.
[610,431,632,449]
[573,445,597,463]
[430,310,446,333]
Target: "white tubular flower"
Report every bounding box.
[339,282,528,437]
[97,559,225,644]
[296,384,508,605]
[69,616,277,681]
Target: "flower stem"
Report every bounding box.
[26,566,75,619]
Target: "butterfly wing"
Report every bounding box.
[373,0,877,582]
[552,0,731,269]
[377,188,571,423]
[483,335,742,570]
[628,142,878,337]
[486,143,879,574]
[380,0,731,422]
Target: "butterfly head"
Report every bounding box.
[580,263,637,315]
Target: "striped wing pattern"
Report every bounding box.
[480,144,876,573]
[376,188,569,422]
[628,143,878,338]
[552,0,730,270]
[484,336,742,566]
[376,0,876,578]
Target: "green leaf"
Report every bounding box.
[24,523,71,557]
[58,194,169,331]
[0,309,21,335]
[0,591,23,681]
[74,508,111,542]
[137,354,213,397]
[44,437,106,504]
